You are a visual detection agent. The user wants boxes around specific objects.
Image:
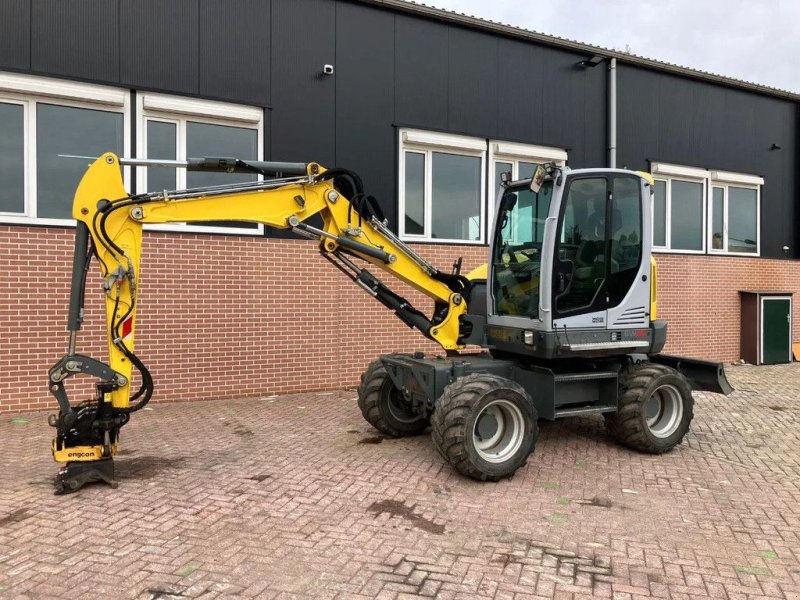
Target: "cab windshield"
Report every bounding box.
[491,181,554,318]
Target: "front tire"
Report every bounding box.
[431,373,537,481]
[604,362,694,453]
[357,359,429,437]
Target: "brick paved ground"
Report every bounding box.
[1,363,799,599]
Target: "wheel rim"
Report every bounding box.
[643,383,684,438]
[383,383,421,424]
[472,399,525,463]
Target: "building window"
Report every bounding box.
[489,141,567,201]
[0,71,129,225]
[651,163,708,253]
[398,129,486,243]
[489,141,567,245]
[708,171,762,255]
[137,93,264,235]
[651,162,761,256]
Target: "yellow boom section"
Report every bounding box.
[72,153,467,412]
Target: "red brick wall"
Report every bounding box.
[1,226,798,413]
[655,253,800,360]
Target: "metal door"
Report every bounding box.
[761,297,791,364]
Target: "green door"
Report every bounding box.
[762,298,791,364]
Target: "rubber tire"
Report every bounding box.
[431,373,538,481]
[604,362,694,453]
[357,359,429,437]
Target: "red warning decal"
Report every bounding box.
[121,316,133,340]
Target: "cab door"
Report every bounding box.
[551,174,645,329]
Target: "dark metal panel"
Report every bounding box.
[755,98,795,258]
[31,0,118,82]
[616,65,659,172]
[495,38,543,143]
[198,0,270,105]
[269,0,335,165]
[618,64,799,259]
[120,0,199,94]
[334,1,396,226]
[447,28,497,136]
[655,75,695,163]
[581,62,607,168]
[541,48,591,167]
[394,13,448,129]
[0,0,30,70]
[360,0,800,104]
[689,84,727,166]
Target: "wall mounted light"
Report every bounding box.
[577,55,605,68]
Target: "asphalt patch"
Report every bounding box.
[368,499,445,535]
[0,509,31,527]
[358,436,385,445]
[576,496,614,508]
[115,455,188,480]
[147,588,184,599]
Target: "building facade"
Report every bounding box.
[0,0,798,413]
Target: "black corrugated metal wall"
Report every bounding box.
[0,0,796,258]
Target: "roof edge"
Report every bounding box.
[358,0,800,103]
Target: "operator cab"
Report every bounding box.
[485,164,664,359]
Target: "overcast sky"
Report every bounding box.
[424,0,799,93]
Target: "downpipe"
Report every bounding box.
[608,57,617,168]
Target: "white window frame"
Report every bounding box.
[0,71,130,226]
[137,92,265,235]
[488,140,567,234]
[398,128,487,244]
[708,171,762,257]
[651,163,708,254]
[651,162,762,257]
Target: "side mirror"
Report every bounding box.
[530,165,545,193]
[499,191,517,214]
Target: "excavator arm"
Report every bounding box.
[49,152,469,493]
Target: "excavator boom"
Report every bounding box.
[49,153,468,492]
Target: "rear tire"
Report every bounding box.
[431,373,537,481]
[604,362,693,453]
[357,359,429,437]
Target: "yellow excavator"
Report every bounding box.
[49,153,731,493]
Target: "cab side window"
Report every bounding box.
[555,178,608,314]
[608,177,643,306]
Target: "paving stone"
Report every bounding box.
[0,364,799,598]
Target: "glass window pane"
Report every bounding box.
[518,161,538,180]
[669,180,703,251]
[494,161,512,204]
[404,152,425,235]
[0,102,25,213]
[37,104,123,220]
[728,186,757,253]
[430,152,481,241]
[186,121,258,187]
[186,121,259,229]
[146,121,177,193]
[556,177,608,314]
[653,180,666,247]
[511,188,535,244]
[711,187,724,250]
[492,182,553,319]
[608,177,642,306]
